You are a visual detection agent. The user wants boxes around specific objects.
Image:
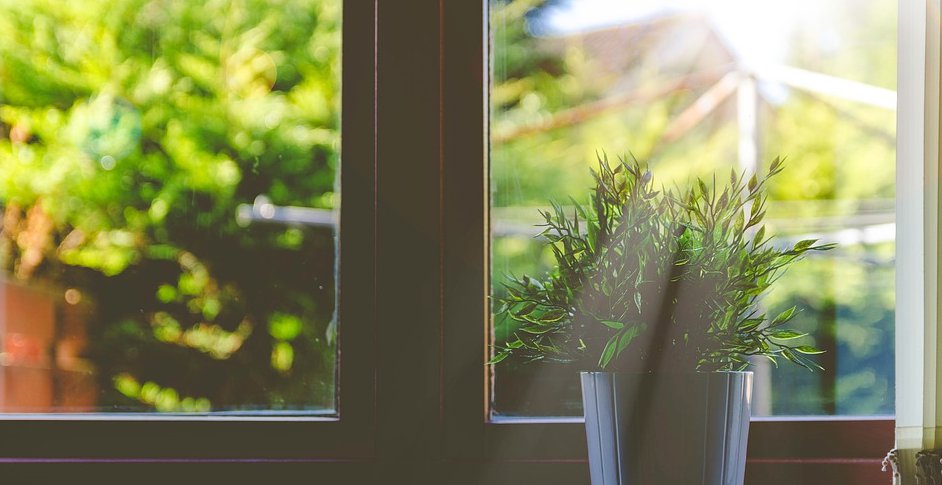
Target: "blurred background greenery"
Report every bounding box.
[490,0,895,417]
[0,0,895,417]
[0,0,340,411]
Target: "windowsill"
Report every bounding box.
[488,414,894,425]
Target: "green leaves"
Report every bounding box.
[598,323,644,369]
[491,155,833,373]
[0,0,345,410]
[617,324,644,353]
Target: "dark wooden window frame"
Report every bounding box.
[0,1,894,482]
[0,0,378,463]
[441,1,894,484]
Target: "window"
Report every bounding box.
[0,0,343,415]
[489,0,895,419]
[445,0,894,483]
[0,0,375,459]
[0,0,921,483]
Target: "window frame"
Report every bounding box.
[442,1,895,483]
[0,0,378,461]
[0,0,911,481]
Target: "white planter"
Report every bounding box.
[581,371,753,485]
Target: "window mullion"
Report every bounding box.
[442,0,489,461]
[373,0,446,474]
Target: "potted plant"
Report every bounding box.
[491,155,833,485]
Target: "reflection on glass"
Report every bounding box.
[490,0,895,417]
[0,0,341,413]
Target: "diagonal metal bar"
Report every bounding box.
[491,69,728,144]
[755,64,897,111]
[236,195,337,228]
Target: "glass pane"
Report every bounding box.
[489,0,895,417]
[0,0,341,413]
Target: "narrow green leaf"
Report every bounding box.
[487,352,509,365]
[793,239,818,251]
[539,308,567,323]
[570,196,588,219]
[794,345,825,355]
[771,306,797,325]
[617,324,643,354]
[598,334,619,368]
[752,226,765,248]
[746,210,766,228]
[781,347,797,363]
[515,301,538,316]
[698,179,709,196]
[738,318,763,332]
[600,319,625,330]
[504,285,524,300]
[770,329,807,340]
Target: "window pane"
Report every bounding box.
[0,0,341,413]
[489,0,895,417]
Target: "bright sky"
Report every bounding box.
[540,0,830,69]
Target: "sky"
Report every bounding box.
[538,0,831,69]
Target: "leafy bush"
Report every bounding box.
[0,0,340,410]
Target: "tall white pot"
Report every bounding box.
[581,371,753,485]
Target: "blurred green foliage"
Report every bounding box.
[491,0,894,416]
[0,0,340,410]
[0,0,895,417]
